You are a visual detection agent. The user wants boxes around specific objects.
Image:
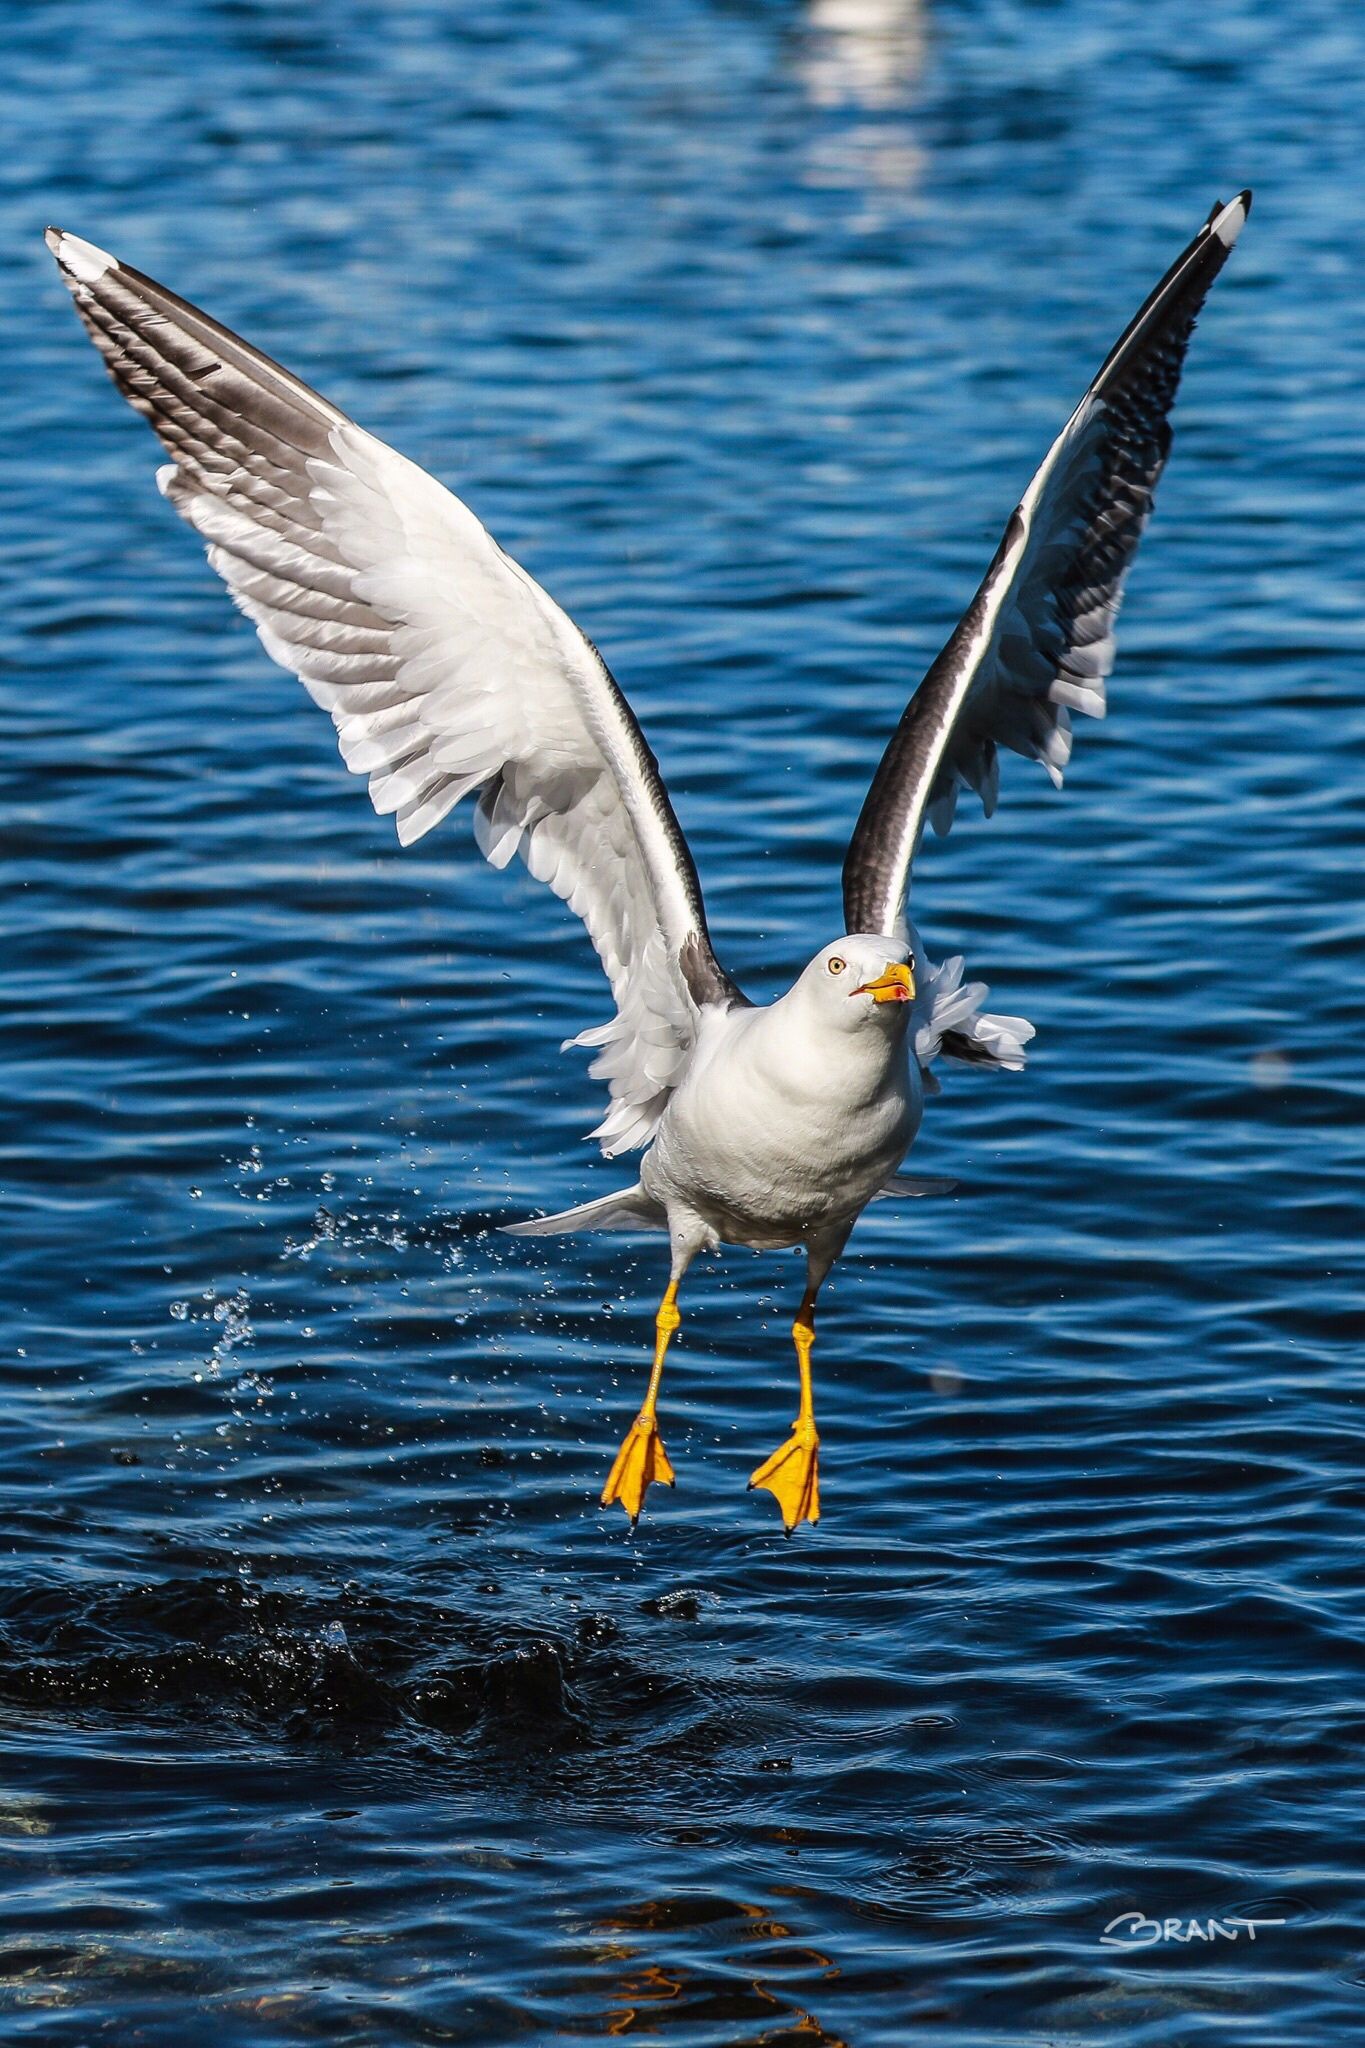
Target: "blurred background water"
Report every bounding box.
[2,0,1364,2040]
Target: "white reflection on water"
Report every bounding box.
[797,0,928,200]
[800,0,927,109]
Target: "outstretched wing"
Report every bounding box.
[48,228,744,1157]
[842,191,1250,941]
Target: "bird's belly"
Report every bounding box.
[646,1057,919,1247]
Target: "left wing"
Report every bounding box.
[47,228,746,1158]
[843,191,1250,942]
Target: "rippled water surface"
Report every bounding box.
[4,1,1365,2040]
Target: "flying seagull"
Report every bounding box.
[47,193,1248,1531]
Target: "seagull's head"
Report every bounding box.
[799,936,915,1033]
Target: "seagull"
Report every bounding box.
[47,192,1248,1531]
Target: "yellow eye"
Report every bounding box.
[828,956,846,975]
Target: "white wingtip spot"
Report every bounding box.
[1211,192,1250,250]
[49,229,118,284]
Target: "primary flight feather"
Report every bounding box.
[47,192,1248,1528]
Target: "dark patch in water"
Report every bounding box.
[0,1579,680,1756]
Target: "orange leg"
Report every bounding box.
[749,1282,820,1532]
[601,1280,680,1524]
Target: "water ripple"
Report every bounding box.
[3,0,1364,2040]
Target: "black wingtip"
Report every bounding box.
[1206,190,1252,252]
[1204,189,1252,228]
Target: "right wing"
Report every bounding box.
[842,192,1250,942]
[47,228,745,1157]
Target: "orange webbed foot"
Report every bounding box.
[601,1412,676,1525]
[749,1425,820,1533]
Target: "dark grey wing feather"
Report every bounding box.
[843,191,1250,940]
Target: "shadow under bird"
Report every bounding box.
[46,192,1249,1531]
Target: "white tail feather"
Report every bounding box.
[501,1183,667,1237]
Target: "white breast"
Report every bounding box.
[644,999,922,1244]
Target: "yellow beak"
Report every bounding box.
[853,960,915,1004]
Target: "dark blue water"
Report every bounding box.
[4,0,1365,2040]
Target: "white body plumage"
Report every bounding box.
[643,936,925,1257]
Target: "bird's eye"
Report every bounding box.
[828,956,846,975]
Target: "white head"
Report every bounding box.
[790,934,915,1034]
